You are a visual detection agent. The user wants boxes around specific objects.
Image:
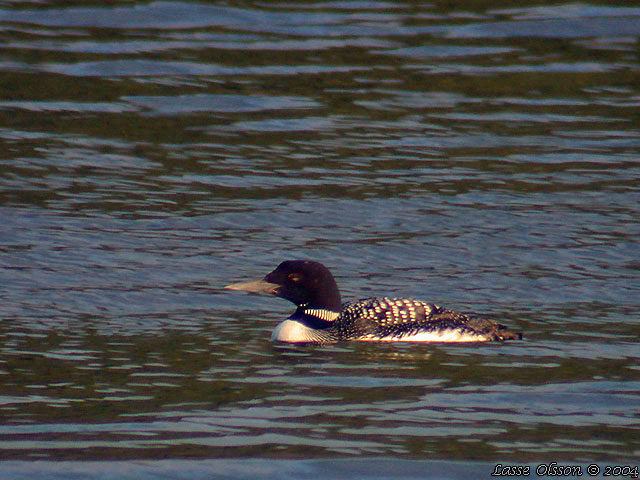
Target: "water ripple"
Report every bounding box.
[0,0,638,470]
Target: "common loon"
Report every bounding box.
[225,260,522,344]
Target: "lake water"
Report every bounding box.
[0,1,639,478]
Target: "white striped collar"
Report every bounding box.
[303,308,340,322]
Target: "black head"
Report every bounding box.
[225,260,342,311]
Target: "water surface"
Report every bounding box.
[0,0,639,478]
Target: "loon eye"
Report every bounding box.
[288,273,303,283]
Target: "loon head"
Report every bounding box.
[224,260,342,312]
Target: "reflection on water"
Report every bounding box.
[0,0,639,477]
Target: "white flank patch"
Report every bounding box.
[271,320,320,343]
[357,329,488,343]
[271,322,490,343]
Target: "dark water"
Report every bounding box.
[1,1,639,478]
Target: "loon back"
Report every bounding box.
[225,260,522,344]
[329,297,520,342]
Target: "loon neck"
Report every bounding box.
[304,286,341,313]
[292,305,340,330]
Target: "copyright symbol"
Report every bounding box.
[587,464,599,476]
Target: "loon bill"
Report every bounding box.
[225,260,522,344]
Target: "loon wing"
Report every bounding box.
[339,297,521,342]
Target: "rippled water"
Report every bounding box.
[1,1,639,478]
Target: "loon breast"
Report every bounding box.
[271,319,324,343]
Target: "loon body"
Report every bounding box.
[225,260,522,344]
